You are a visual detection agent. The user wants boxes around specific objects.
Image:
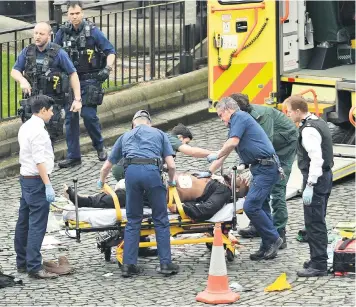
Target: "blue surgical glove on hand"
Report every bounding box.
[45,184,55,203]
[97,179,104,189]
[193,171,212,179]
[207,153,218,163]
[302,185,314,205]
[167,180,176,187]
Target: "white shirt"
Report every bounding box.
[18,115,54,176]
[300,113,323,184]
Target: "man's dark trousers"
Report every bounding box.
[124,164,171,265]
[302,170,332,271]
[14,177,50,273]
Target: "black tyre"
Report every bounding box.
[206,243,213,251]
[328,122,355,145]
[226,249,235,262]
[104,248,112,262]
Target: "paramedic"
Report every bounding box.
[15,95,58,279]
[98,110,179,277]
[285,95,333,277]
[230,93,298,249]
[207,97,283,260]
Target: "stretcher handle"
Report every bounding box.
[349,105,356,127]
[280,0,290,24]
[168,186,189,220]
[232,166,237,230]
[103,183,122,221]
[73,178,81,243]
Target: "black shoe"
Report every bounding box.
[238,224,260,238]
[303,260,311,269]
[97,149,107,162]
[297,267,327,277]
[264,237,283,260]
[138,248,158,257]
[28,269,58,279]
[17,266,27,273]
[157,263,179,275]
[121,264,143,278]
[278,228,287,250]
[250,248,265,261]
[58,158,82,168]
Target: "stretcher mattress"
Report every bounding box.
[62,199,245,227]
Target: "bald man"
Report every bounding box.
[11,22,82,142]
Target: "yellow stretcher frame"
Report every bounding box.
[66,184,239,265]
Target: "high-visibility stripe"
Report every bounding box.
[213,66,225,83]
[251,78,273,104]
[220,62,266,99]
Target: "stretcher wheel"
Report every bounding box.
[226,249,235,262]
[206,243,213,251]
[104,248,111,262]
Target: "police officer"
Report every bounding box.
[98,110,179,277]
[207,97,283,260]
[285,96,333,277]
[55,0,116,167]
[15,95,58,279]
[229,93,298,249]
[11,22,82,142]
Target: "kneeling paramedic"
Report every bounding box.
[55,1,116,167]
[98,110,179,277]
[285,95,333,277]
[207,97,284,260]
[11,22,82,143]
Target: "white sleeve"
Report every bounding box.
[301,127,323,183]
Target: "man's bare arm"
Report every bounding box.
[100,160,113,184]
[178,144,212,158]
[165,155,176,182]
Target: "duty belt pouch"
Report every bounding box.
[333,238,355,273]
[83,84,104,106]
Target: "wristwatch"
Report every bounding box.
[306,181,315,187]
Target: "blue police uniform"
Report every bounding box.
[54,23,116,160]
[109,125,174,265]
[228,111,280,248]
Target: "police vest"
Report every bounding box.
[297,117,334,172]
[24,43,69,102]
[61,20,106,74]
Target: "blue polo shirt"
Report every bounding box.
[228,111,276,165]
[54,24,116,56]
[109,125,174,165]
[13,42,76,75]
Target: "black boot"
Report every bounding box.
[278,228,287,249]
[121,264,143,277]
[297,267,327,277]
[303,260,311,269]
[97,148,107,162]
[157,263,179,275]
[250,248,265,261]
[58,158,82,168]
[264,237,283,260]
[238,224,260,238]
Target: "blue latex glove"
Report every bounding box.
[167,180,176,187]
[193,171,212,179]
[302,185,314,205]
[97,179,104,189]
[207,153,218,163]
[45,184,55,203]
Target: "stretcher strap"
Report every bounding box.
[168,187,188,219]
[103,183,122,221]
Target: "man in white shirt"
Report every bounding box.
[15,95,58,279]
[285,95,334,277]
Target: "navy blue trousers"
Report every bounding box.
[14,177,50,273]
[123,165,171,265]
[243,163,280,249]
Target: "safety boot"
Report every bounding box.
[58,158,82,168]
[278,228,287,249]
[249,248,265,261]
[121,264,143,278]
[263,237,283,260]
[297,267,327,277]
[157,263,180,275]
[238,223,260,238]
[97,148,107,162]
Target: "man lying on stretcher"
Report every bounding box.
[63,172,248,221]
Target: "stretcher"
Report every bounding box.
[64,168,242,265]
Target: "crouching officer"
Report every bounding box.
[207,97,284,260]
[98,110,179,277]
[285,96,333,277]
[230,93,298,249]
[11,22,82,143]
[55,1,116,167]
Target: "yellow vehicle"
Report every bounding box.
[207,0,355,189]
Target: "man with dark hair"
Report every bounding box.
[55,0,116,167]
[228,93,298,249]
[285,95,333,277]
[15,94,58,279]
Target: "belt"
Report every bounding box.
[78,72,99,81]
[252,157,275,166]
[124,158,161,166]
[21,175,41,179]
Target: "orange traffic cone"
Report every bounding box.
[196,223,240,304]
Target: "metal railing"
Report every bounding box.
[0,0,207,120]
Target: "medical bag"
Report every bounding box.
[333,238,355,273]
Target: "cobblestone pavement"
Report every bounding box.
[0,117,355,307]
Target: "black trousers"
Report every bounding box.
[302,169,333,270]
[182,180,232,221]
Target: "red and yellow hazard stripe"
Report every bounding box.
[212,62,273,104]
